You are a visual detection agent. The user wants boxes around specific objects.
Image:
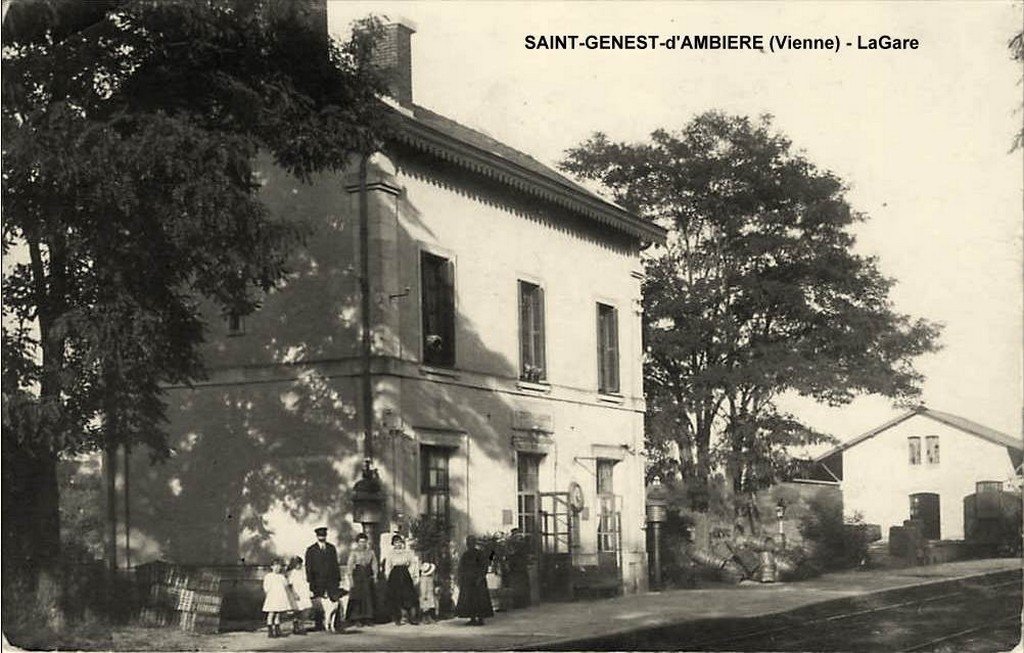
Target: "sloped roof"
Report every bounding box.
[814,407,1023,462]
[386,103,667,243]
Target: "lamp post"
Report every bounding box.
[775,499,787,549]
[645,476,669,591]
[352,458,385,555]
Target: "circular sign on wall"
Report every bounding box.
[568,482,585,513]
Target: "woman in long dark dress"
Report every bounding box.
[455,535,494,625]
[345,532,377,626]
[383,534,419,625]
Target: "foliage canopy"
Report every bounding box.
[2,0,386,458]
[562,113,941,507]
[1,0,389,574]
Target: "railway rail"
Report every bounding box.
[536,570,1022,651]
[688,574,1022,652]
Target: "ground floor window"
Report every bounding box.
[421,445,452,521]
[596,459,620,553]
[517,453,542,539]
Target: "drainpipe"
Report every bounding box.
[359,153,373,464]
[353,153,385,553]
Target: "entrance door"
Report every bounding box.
[910,492,941,540]
[538,492,573,600]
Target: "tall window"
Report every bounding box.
[421,252,455,367]
[519,281,546,381]
[421,446,451,520]
[597,303,619,393]
[926,436,940,465]
[908,437,922,465]
[517,454,542,538]
[596,459,619,553]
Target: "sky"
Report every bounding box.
[327,1,1023,444]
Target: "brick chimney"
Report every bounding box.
[372,20,417,109]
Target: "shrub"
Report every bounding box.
[799,492,869,571]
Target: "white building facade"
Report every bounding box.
[813,408,1023,541]
[118,20,665,600]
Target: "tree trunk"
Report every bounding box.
[1,436,62,587]
[104,444,119,571]
[693,419,712,512]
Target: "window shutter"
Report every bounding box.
[442,259,455,364]
[609,307,619,392]
[596,304,605,391]
[535,286,545,376]
[421,253,437,359]
[519,282,530,373]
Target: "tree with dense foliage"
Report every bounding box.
[1,0,387,588]
[562,113,941,510]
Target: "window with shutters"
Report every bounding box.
[926,436,939,465]
[420,252,455,367]
[519,281,546,381]
[597,303,619,393]
[421,446,451,521]
[908,437,922,465]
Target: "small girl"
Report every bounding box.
[286,556,313,635]
[262,558,291,638]
[418,561,438,624]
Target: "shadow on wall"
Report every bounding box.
[124,154,554,565]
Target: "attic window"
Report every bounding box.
[908,436,921,465]
[926,436,939,465]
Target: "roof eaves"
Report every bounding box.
[919,408,1024,452]
[387,109,667,244]
[814,407,1024,463]
[812,409,919,462]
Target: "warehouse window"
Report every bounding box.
[908,437,922,465]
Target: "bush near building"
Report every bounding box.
[652,475,875,585]
[799,491,872,572]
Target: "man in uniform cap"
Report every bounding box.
[305,527,342,631]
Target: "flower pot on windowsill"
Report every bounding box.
[520,366,545,384]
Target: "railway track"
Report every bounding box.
[899,613,1021,652]
[535,570,1022,651]
[688,574,1022,652]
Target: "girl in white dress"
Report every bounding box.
[287,556,313,635]
[262,558,291,638]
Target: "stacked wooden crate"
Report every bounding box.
[136,563,223,634]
